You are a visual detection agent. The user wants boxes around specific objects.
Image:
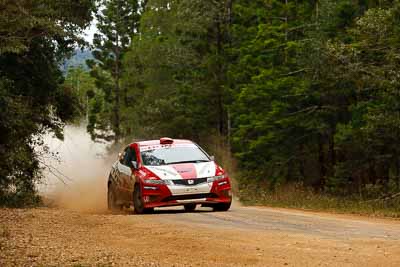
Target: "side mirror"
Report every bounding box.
[210,155,215,161]
[131,161,138,169]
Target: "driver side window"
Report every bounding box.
[122,146,137,167]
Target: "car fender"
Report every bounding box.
[109,161,119,184]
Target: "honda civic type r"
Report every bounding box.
[107,138,232,214]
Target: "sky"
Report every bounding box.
[83,19,98,44]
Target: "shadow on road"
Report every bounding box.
[103,206,215,216]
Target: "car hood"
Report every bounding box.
[144,161,216,180]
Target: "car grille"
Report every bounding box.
[163,193,218,202]
[172,178,207,186]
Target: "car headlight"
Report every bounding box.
[144,179,164,184]
[144,179,172,185]
[207,175,225,183]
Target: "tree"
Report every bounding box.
[229,0,400,198]
[63,66,98,118]
[121,0,232,142]
[87,0,141,141]
[330,4,400,195]
[228,0,315,186]
[0,0,94,206]
[87,0,400,200]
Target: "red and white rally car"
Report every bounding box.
[107,138,232,214]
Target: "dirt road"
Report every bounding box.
[1,203,400,266]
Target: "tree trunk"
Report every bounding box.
[299,144,306,181]
[396,158,400,191]
[114,62,121,142]
[328,126,336,177]
[114,31,121,141]
[216,9,225,135]
[284,0,288,63]
[318,134,326,190]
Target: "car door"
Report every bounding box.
[112,149,124,201]
[118,146,136,203]
[108,150,125,206]
[125,144,139,197]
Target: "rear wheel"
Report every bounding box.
[184,204,196,212]
[133,185,153,214]
[213,202,231,212]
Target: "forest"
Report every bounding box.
[1,0,400,207]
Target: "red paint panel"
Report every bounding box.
[171,163,197,179]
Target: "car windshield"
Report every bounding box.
[140,145,210,166]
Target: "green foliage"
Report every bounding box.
[87,0,142,141]
[121,0,230,141]
[63,66,97,118]
[229,0,315,184]
[0,0,94,206]
[230,0,400,198]
[88,0,400,203]
[328,4,400,195]
[0,0,93,54]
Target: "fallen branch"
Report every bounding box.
[38,159,73,186]
[363,192,400,203]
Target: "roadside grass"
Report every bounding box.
[203,134,239,193]
[200,137,400,218]
[238,182,400,218]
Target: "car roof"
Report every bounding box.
[134,139,194,147]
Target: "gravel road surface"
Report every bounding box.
[1,203,400,266]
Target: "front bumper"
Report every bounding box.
[141,179,232,208]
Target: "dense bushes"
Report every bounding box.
[0,0,94,206]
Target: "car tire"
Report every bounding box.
[133,184,153,214]
[184,204,196,212]
[107,183,118,211]
[213,202,231,212]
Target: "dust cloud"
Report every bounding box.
[39,124,116,213]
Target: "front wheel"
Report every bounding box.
[133,185,153,214]
[213,202,231,212]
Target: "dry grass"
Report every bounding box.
[239,182,400,218]
[201,136,400,218]
[202,134,239,193]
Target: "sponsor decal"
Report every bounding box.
[171,163,197,179]
[145,161,216,181]
[140,143,196,151]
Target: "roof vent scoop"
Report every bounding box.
[160,137,174,145]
